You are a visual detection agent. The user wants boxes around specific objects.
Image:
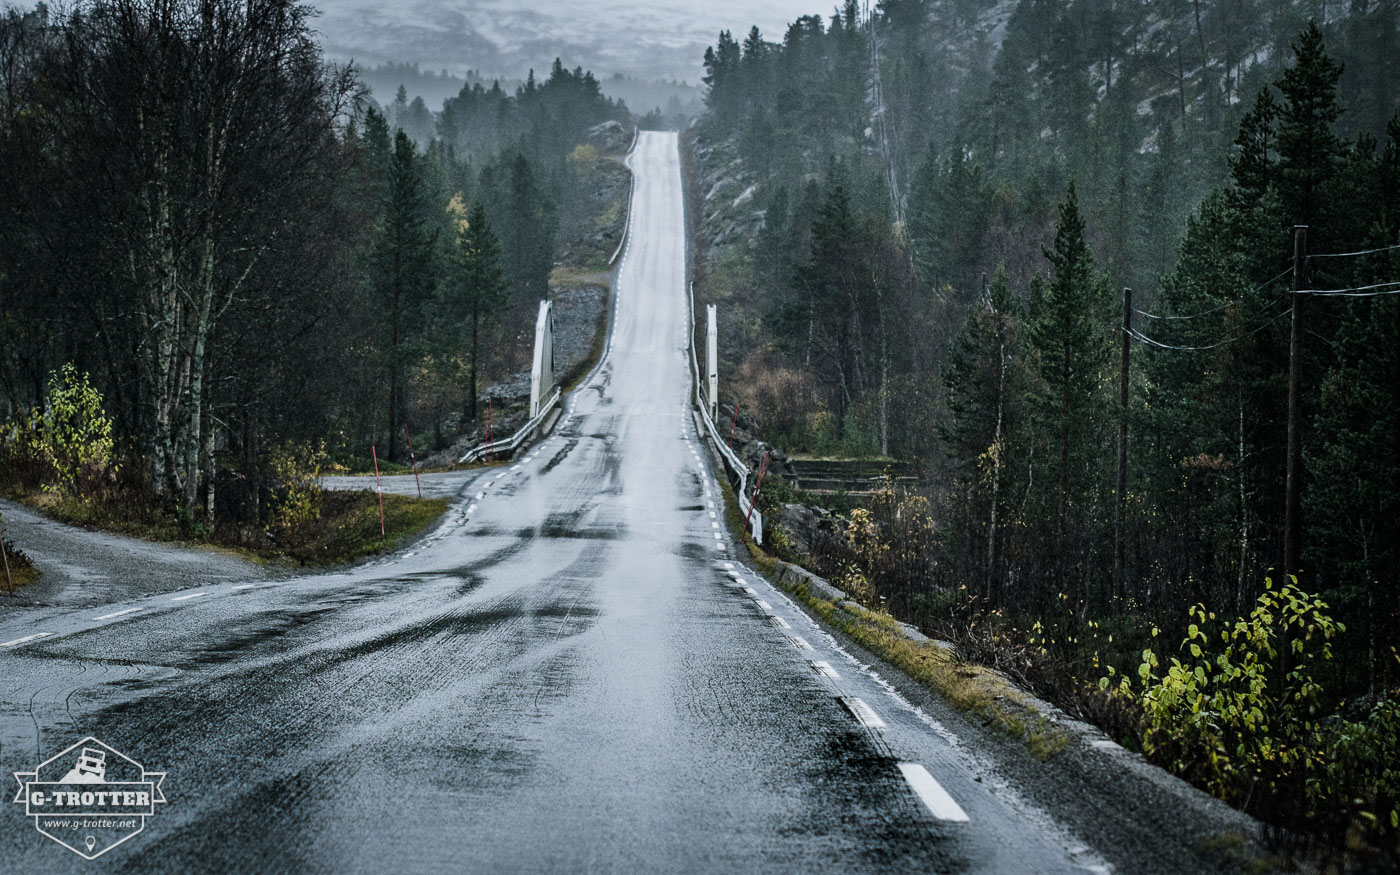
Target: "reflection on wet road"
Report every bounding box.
[0,133,1098,872]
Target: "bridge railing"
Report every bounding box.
[687,282,762,543]
[457,386,561,465]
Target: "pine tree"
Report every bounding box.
[442,196,509,423]
[369,130,437,459]
[1275,20,1344,230]
[1027,180,1111,592]
[941,264,1025,600]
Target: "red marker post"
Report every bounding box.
[404,425,422,498]
[484,400,493,463]
[742,451,771,544]
[371,445,386,536]
[1,527,12,596]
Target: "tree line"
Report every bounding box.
[0,0,627,529]
[697,4,1400,694]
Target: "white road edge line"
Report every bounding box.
[2,632,53,647]
[93,608,144,620]
[811,660,839,678]
[171,593,208,602]
[898,763,970,822]
[841,696,887,730]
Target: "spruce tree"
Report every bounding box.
[1275,20,1344,230]
[369,130,437,459]
[442,197,509,423]
[1027,180,1111,592]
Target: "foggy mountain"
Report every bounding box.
[309,0,815,84]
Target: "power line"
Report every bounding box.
[1308,241,1400,259]
[1298,279,1400,297]
[1124,305,1293,351]
[1133,266,1293,321]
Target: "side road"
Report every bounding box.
[0,499,276,610]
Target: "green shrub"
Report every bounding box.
[268,440,327,540]
[31,364,117,496]
[1104,577,1341,802]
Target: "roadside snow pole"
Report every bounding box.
[1,521,12,595]
[484,400,493,463]
[743,451,771,545]
[404,425,422,498]
[371,445,386,536]
[530,300,555,420]
[706,304,718,421]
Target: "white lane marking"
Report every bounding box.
[771,616,791,629]
[723,562,734,569]
[755,599,773,612]
[231,584,262,591]
[899,763,970,822]
[732,578,747,586]
[171,592,208,602]
[789,634,814,650]
[93,607,144,620]
[841,696,887,730]
[811,660,840,678]
[713,532,722,540]
[475,492,485,499]
[743,586,756,595]
[468,503,478,513]
[485,481,494,487]
[2,632,54,647]
[709,511,716,518]
[511,466,520,472]
[711,522,719,529]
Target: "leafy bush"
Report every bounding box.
[1105,578,1341,801]
[2,364,117,496]
[267,440,327,541]
[1100,579,1400,854]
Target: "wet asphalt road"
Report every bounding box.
[0,133,1103,872]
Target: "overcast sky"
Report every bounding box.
[309,0,830,83]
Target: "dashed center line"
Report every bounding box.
[2,632,53,647]
[754,599,773,612]
[171,592,208,602]
[811,660,840,679]
[93,607,144,620]
[841,696,887,730]
[898,763,970,822]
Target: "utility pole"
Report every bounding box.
[1114,288,1131,600]
[1283,226,1307,580]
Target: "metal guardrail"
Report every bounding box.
[457,386,561,465]
[608,127,640,267]
[687,281,762,543]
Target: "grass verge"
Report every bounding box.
[20,488,449,568]
[711,440,1069,761]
